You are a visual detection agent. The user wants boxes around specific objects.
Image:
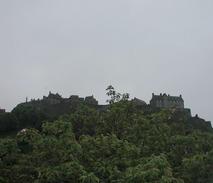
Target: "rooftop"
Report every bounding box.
[151,93,184,102]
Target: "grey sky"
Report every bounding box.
[0,0,213,123]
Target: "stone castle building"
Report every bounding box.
[43,91,62,105]
[26,91,185,110]
[42,92,98,106]
[150,93,184,109]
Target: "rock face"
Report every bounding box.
[188,115,212,131]
[150,93,184,109]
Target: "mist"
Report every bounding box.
[0,0,213,123]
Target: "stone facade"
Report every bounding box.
[150,93,184,109]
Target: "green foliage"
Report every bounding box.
[106,85,129,104]
[79,134,140,182]
[0,86,212,183]
[181,151,213,183]
[0,113,18,133]
[16,128,41,153]
[123,155,183,183]
[60,105,100,139]
[12,104,46,130]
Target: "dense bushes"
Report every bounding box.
[0,113,18,133]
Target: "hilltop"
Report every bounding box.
[0,88,211,134]
[0,86,213,183]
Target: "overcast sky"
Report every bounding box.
[0,0,212,123]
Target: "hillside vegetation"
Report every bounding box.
[0,86,213,183]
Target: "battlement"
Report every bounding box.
[42,91,63,105]
[150,93,184,109]
[41,92,98,106]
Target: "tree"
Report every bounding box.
[12,105,46,130]
[106,85,129,104]
[0,113,18,133]
[60,105,100,139]
[123,155,183,183]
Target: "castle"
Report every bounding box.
[19,91,211,129]
[28,91,185,109]
[150,93,184,109]
[41,91,98,106]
